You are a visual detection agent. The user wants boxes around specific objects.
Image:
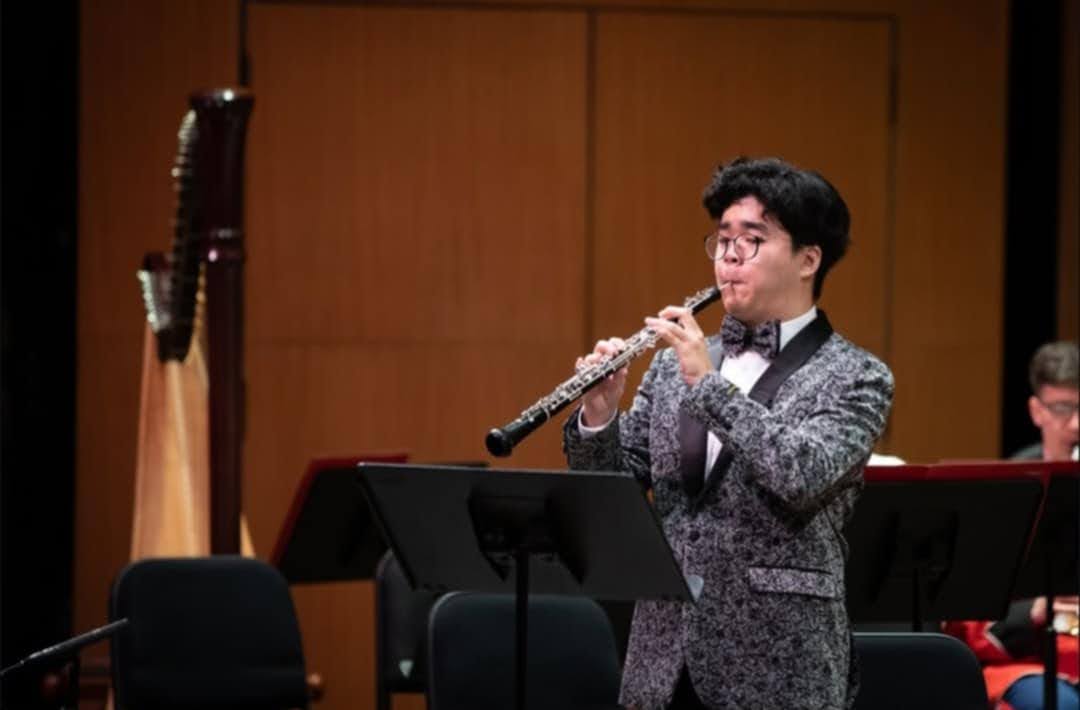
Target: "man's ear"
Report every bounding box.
[1028,395,1043,428]
[800,244,822,280]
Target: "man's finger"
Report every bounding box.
[678,312,704,338]
[657,305,689,321]
[646,317,686,342]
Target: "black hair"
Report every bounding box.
[702,156,850,299]
[1029,341,1079,392]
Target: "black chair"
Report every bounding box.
[852,632,989,710]
[374,550,442,710]
[110,556,309,710]
[426,592,621,710]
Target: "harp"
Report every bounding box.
[133,89,254,557]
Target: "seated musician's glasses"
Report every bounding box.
[1038,398,1079,420]
[704,233,765,262]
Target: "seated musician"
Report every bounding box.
[1011,341,1079,462]
[943,340,1079,710]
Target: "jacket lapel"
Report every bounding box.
[678,341,728,497]
[689,311,835,507]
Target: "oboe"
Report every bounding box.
[485,284,726,457]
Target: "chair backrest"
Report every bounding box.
[374,550,442,710]
[110,556,308,710]
[852,632,988,710]
[427,591,621,710]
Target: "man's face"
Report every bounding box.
[1028,384,1080,459]
[712,196,820,325]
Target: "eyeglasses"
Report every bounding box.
[1038,398,1079,419]
[704,232,765,262]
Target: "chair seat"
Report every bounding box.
[427,592,621,710]
[852,632,989,710]
[110,556,309,710]
[375,550,442,710]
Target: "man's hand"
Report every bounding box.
[1030,595,1079,626]
[578,338,629,427]
[646,306,713,387]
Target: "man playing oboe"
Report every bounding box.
[564,157,894,710]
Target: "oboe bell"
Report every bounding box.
[485,412,546,457]
[484,284,724,457]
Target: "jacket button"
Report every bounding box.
[688,530,701,542]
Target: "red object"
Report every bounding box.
[942,619,1078,704]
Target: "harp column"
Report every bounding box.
[193,88,255,554]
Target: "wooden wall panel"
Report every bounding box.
[245,5,587,706]
[592,12,892,443]
[246,5,587,348]
[76,0,236,632]
[888,1,1007,461]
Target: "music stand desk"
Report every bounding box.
[847,464,1044,630]
[356,463,691,710]
[270,454,406,584]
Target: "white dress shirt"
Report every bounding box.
[580,306,819,480]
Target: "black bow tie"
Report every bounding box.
[720,315,781,359]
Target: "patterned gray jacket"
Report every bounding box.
[563,312,894,710]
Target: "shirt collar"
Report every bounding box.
[779,306,818,351]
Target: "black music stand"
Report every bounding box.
[355,463,693,710]
[1008,462,1079,710]
[844,466,1044,631]
[271,455,406,583]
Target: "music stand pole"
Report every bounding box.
[515,550,528,710]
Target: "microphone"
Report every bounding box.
[0,618,129,679]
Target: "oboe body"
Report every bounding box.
[485,284,724,457]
